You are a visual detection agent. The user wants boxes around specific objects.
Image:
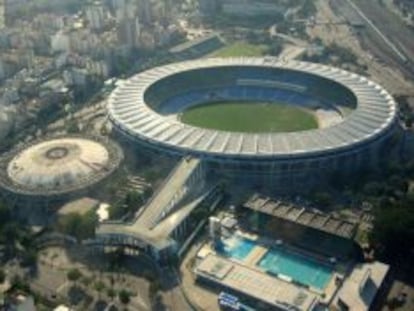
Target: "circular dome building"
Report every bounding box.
[0,136,123,203]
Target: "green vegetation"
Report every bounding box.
[302,42,364,72]
[371,204,414,259]
[0,269,5,283]
[67,268,83,285]
[149,280,162,308]
[312,192,333,207]
[211,42,268,58]
[297,0,317,18]
[396,95,414,128]
[107,288,116,300]
[108,189,151,220]
[66,119,80,134]
[332,159,414,265]
[56,210,98,241]
[94,281,106,296]
[118,289,131,304]
[0,201,37,266]
[107,247,125,271]
[181,101,318,133]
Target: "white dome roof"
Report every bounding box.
[7,138,110,191]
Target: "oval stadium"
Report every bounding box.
[108,58,399,187]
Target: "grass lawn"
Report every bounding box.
[211,42,268,58]
[181,101,318,133]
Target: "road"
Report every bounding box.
[331,0,414,80]
[160,267,194,311]
[345,0,407,63]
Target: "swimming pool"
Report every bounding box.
[217,236,255,261]
[258,247,333,290]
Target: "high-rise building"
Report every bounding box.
[117,16,141,48]
[3,0,29,24]
[85,2,106,30]
[0,1,4,29]
[138,0,152,24]
[110,0,126,11]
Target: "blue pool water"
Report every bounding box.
[218,237,255,261]
[258,247,333,290]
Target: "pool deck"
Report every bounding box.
[195,253,319,311]
[244,245,267,266]
[196,233,343,307]
[322,272,342,304]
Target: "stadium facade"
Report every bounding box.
[108,57,399,189]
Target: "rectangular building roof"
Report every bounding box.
[195,254,319,311]
[333,261,389,311]
[244,194,356,239]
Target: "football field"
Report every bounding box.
[181,101,318,133]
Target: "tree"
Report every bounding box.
[20,248,37,267]
[57,211,97,241]
[1,222,20,256]
[404,159,414,177]
[313,192,333,207]
[405,117,413,128]
[153,294,166,310]
[370,205,414,260]
[81,276,92,287]
[297,0,317,18]
[108,247,125,270]
[67,268,82,286]
[0,202,10,227]
[94,281,105,298]
[66,119,80,134]
[108,201,126,220]
[0,269,6,284]
[388,175,408,193]
[362,181,384,196]
[10,274,30,292]
[118,289,130,304]
[268,41,283,56]
[107,288,116,301]
[149,280,161,302]
[125,190,144,211]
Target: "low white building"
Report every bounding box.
[333,261,389,311]
[51,31,70,53]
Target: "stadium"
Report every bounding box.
[108,57,399,188]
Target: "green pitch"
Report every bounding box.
[181,101,318,133]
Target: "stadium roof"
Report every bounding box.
[108,57,397,159]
